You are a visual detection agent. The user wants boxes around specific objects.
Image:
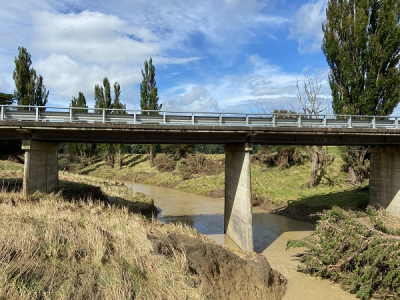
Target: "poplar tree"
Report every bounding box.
[140,58,161,165]
[13,46,49,110]
[322,0,400,116]
[94,77,126,168]
[140,57,161,114]
[67,92,96,167]
[322,0,400,183]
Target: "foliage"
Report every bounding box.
[161,144,193,159]
[0,93,13,105]
[154,153,176,172]
[287,207,400,299]
[193,144,225,154]
[322,0,400,116]
[70,91,87,111]
[340,146,370,185]
[177,154,207,180]
[140,58,161,166]
[140,57,161,114]
[255,145,304,169]
[94,77,126,168]
[66,92,97,168]
[13,46,48,110]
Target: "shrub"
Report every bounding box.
[154,153,175,172]
[177,154,206,180]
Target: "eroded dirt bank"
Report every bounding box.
[149,233,287,300]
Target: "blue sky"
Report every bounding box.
[1,0,378,114]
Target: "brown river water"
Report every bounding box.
[125,182,358,300]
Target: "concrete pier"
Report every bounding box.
[22,140,59,195]
[369,146,400,218]
[224,143,253,251]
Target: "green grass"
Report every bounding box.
[75,148,369,212]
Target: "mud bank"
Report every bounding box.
[149,233,287,300]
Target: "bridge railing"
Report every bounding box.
[0,105,399,129]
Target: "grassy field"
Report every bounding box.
[73,147,369,214]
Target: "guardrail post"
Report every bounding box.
[0,106,4,121]
[298,115,302,127]
[192,113,194,125]
[372,116,376,129]
[35,107,39,121]
[395,117,399,129]
[134,111,137,124]
[219,114,222,126]
[348,116,352,128]
[69,108,73,122]
[102,109,105,123]
[163,111,166,124]
[245,114,249,126]
[272,115,276,127]
[323,116,327,126]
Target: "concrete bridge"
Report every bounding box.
[1,105,400,251]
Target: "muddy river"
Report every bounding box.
[125,182,357,300]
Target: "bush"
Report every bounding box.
[254,145,304,168]
[287,207,400,300]
[177,154,206,180]
[154,153,175,172]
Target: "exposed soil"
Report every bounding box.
[149,233,287,300]
[209,189,224,198]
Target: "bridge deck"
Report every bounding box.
[1,120,400,145]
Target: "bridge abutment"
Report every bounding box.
[369,146,400,218]
[22,140,59,195]
[224,143,253,251]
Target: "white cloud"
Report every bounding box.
[289,0,327,53]
[163,86,218,112]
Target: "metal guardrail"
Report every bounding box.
[1,105,399,129]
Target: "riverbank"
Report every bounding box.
[71,150,369,222]
[0,159,287,299]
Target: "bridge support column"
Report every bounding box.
[22,140,59,196]
[369,146,400,218]
[224,143,253,251]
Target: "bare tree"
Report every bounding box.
[296,75,332,188]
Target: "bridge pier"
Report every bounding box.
[369,146,400,218]
[224,143,253,251]
[22,140,59,195]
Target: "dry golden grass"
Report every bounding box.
[0,189,207,299]
[0,160,207,299]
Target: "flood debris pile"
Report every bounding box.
[287,206,400,300]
